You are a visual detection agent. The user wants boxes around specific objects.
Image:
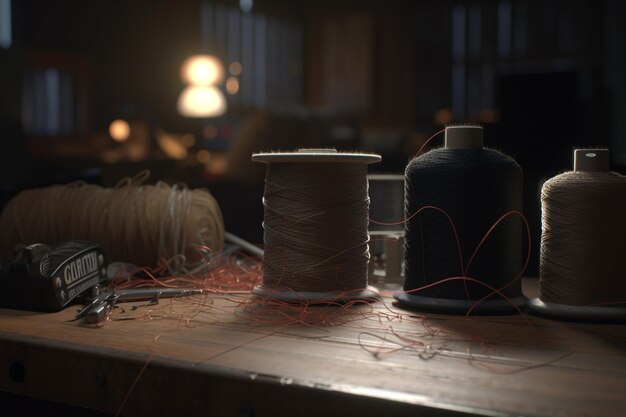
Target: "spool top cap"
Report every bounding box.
[252,148,381,164]
[445,125,484,149]
[573,149,609,172]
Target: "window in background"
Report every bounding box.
[451,4,466,120]
[497,1,512,59]
[0,0,11,49]
[21,51,90,139]
[466,4,482,117]
[253,15,267,107]
[22,68,76,136]
[450,0,586,122]
[205,1,303,108]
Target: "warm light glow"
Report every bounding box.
[226,77,239,95]
[177,86,227,118]
[155,129,188,160]
[181,133,196,147]
[480,109,501,123]
[434,108,453,126]
[229,61,243,76]
[101,149,122,164]
[109,119,130,142]
[205,154,228,175]
[196,149,211,164]
[203,125,219,139]
[180,55,224,86]
[126,143,146,161]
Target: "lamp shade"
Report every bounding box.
[177,85,227,118]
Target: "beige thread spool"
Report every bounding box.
[528,148,626,321]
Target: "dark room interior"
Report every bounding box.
[1,1,625,416]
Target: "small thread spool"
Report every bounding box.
[252,149,381,302]
[396,125,527,314]
[528,149,626,321]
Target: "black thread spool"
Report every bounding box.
[395,126,527,314]
[528,149,626,321]
[252,149,381,303]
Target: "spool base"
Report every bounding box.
[393,292,527,315]
[527,298,626,322]
[252,285,380,304]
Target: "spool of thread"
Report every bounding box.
[0,176,224,270]
[528,149,626,321]
[252,149,381,302]
[396,125,527,313]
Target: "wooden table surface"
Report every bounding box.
[1,279,625,417]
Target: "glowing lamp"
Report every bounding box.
[180,55,224,86]
[177,86,227,118]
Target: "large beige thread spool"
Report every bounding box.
[528,149,626,321]
[252,149,381,302]
[0,174,224,270]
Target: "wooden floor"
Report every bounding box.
[1,279,625,417]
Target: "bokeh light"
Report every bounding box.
[226,77,239,95]
[108,119,130,142]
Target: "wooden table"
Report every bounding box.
[1,279,625,417]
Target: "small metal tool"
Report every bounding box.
[0,241,105,312]
[75,287,203,323]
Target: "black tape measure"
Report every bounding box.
[0,240,106,312]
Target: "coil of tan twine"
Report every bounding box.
[0,171,224,271]
[528,149,626,321]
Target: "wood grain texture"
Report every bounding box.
[0,279,625,417]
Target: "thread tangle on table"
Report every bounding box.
[0,174,224,270]
[259,161,371,295]
[539,170,626,306]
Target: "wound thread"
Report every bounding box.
[538,149,626,308]
[252,150,380,302]
[0,174,224,270]
[396,126,526,313]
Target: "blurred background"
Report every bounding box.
[0,0,625,275]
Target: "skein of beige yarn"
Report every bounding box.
[0,172,224,270]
